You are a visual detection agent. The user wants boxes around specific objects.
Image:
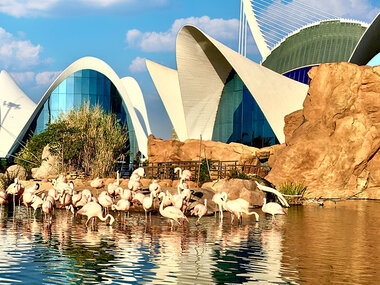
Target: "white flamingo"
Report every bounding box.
[108,170,120,197]
[158,192,188,228]
[190,199,207,225]
[143,191,156,219]
[262,198,286,224]
[77,202,115,227]
[221,192,259,223]
[212,193,224,221]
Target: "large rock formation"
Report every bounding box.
[266,62,380,199]
[6,165,28,180]
[202,178,265,206]
[148,135,275,166]
[31,145,59,179]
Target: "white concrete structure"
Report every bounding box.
[147,25,308,144]
[1,57,149,159]
[0,71,36,158]
[121,76,152,136]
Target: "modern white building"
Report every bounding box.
[147,25,308,147]
[0,56,151,163]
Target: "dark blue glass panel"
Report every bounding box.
[283,66,315,84]
[212,71,278,148]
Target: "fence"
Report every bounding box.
[141,160,269,181]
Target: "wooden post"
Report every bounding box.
[197,135,202,188]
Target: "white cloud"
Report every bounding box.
[0,27,42,69]
[35,71,61,86]
[9,71,35,85]
[0,0,172,17]
[129,56,147,73]
[125,16,239,52]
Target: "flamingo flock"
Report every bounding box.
[1,167,288,228]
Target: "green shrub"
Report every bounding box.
[198,158,213,186]
[15,103,128,177]
[278,181,307,196]
[227,169,251,180]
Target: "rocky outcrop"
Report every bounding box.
[202,178,265,206]
[6,165,28,180]
[266,62,380,199]
[31,145,59,179]
[148,135,276,166]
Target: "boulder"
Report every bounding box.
[266,62,380,199]
[202,178,265,206]
[32,145,59,180]
[6,164,28,180]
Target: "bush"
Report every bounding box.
[198,158,213,186]
[227,169,251,180]
[15,103,128,177]
[278,181,307,196]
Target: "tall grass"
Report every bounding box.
[16,103,128,177]
[278,181,307,196]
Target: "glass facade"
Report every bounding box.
[283,66,314,84]
[31,69,137,161]
[212,71,278,148]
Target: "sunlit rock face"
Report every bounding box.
[266,62,380,199]
[147,135,278,166]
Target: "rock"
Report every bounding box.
[32,145,59,180]
[266,62,380,198]
[284,110,304,144]
[148,135,260,165]
[6,164,28,180]
[202,178,265,206]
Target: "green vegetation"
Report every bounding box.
[198,158,213,186]
[278,181,307,196]
[16,103,128,177]
[227,169,251,180]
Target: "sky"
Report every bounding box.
[1,0,380,139]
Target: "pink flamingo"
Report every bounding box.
[132,192,145,205]
[149,180,162,196]
[90,177,104,189]
[158,192,188,228]
[6,178,24,207]
[31,195,43,215]
[143,191,156,219]
[0,190,8,206]
[42,197,53,222]
[112,199,131,221]
[107,170,120,197]
[262,198,286,224]
[190,199,207,225]
[120,188,132,201]
[77,202,115,227]
[98,192,113,214]
[23,183,39,212]
[221,192,259,223]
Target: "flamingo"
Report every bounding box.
[262,198,286,224]
[128,176,142,191]
[132,192,145,205]
[158,192,188,228]
[42,197,53,222]
[98,191,113,214]
[90,177,104,189]
[0,190,8,206]
[171,185,184,210]
[120,188,132,201]
[212,193,224,221]
[59,191,74,214]
[221,192,259,223]
[142,191,156,219]
[190,199,207,225]
[149,180,162,196]
[132,167,145,178]
[77,202,115,227]
[31,195,43,215]
[23,183,39,212]
[108,170,120,197]
[6,178,24,207]
[112,199,131,221]
[162,190,172,207]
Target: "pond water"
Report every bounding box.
[0,200,379,284]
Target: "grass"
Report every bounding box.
[278,181,307,196]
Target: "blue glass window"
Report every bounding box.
[212,71,278,148]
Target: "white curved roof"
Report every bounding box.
[121,76,152,136]
[173,25,308,143]
[16,56,148,158]
[145,59,188,141]
[0,70,36,158]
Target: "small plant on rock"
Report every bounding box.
[278,181,307,196]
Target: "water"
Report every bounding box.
[0,200,379,284]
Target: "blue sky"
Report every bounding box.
[1,0,380,139]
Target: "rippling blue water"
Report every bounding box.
[0,201,379,284]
